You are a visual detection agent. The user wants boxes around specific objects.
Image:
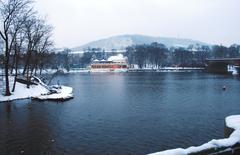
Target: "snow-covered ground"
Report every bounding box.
[149,115,240,155]
[128,64,204,71]
[0,80,48,102]
[68,67,204,73]
[0,77,73,102]
[68,69,90,73]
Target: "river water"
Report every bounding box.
[0,72,240,155]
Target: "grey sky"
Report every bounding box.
[35,0,240,48]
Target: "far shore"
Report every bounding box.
[0,67,205,75]
[69,67,205,73]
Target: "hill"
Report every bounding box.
[73,34,209,51]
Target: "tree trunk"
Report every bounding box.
[12,45,20,92]
[23,53,30,75]
[10,52,16,74]
[34,67,37,76]
[30,65,34,77]
[4,41,11,96]
[24,48,32,88]
[23,46,32,75]
[40,66,43,75]
[26,64,30,88]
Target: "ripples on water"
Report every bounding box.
[0,72,240,155]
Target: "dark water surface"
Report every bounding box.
[1,72,240,155]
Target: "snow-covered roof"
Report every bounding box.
[93,59,99,62]
[107,54,127,62]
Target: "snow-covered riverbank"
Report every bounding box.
[0,67,204,75]
[0,77,73,102]
[149,115,240,155]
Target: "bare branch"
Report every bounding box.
[0,30,6,40]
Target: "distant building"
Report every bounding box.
[90,54,128,72]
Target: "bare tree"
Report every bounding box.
[22,17,53,87]
[11,31,25,92]
[37,28,54,75]
[32,19,53,76]
[0,0,32,96]
[22,16,36,77]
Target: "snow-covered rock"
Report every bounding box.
[35,85,73,101]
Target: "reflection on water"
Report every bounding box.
[0,100,56,155]
[0,72,240,155]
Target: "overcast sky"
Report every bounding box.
[35,0,240,48]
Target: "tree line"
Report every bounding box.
[65,43,239,69]
[0,0,53,96]
[51,43,240,69]
[125,43,240,68]
[4,43,236,72]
